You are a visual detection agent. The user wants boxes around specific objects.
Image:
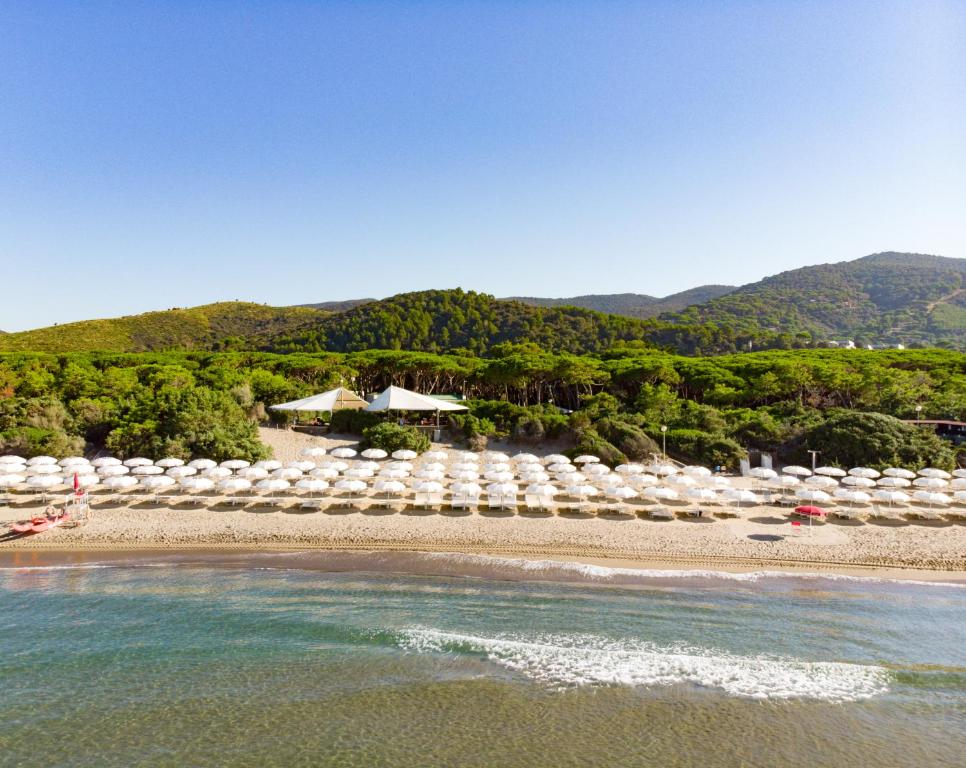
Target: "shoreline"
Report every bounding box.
[3,542,964,583]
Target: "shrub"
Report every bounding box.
[362,422,431,454]
[568,428,626,466]
[330,408,383,435]
[596,417,660,461]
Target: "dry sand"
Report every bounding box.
[1,428,963,578]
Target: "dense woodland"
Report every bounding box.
[0,347,961,469]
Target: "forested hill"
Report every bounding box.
[0,303,327,353]
[269,289,740,355]
[665,252,966,348]
[506,286,734,318]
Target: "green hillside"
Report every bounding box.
[665,252,966,348]
[0,302,327,353]
[505,285,735,318]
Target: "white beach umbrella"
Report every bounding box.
[97,464,129,477]
[796,488,831,503]
[628,474,660,489]
[310,466,339,480]
[131,465,164,476]
[665,474,696,487]
[515,463,543,477]
[414,469,445,481]
[549,463,577,474]
[189,458,218,470]
[543,454,570,465]
[584,464,610,477]
[58,456,89,467]
[374,479,406,495]
[421,462,446,473]
[834,489,872,506]
[285,460,316,472]
[450,481,482,497]
[300,446,329,458]
[842,476,875,488]
[156,457,185,468]
[325,460,349,472]
[253,459,282,471]
[0,473,25,488]
[91,457,121,467]
[27,456,58,466]
[574,455,600,465]
[952,469,966,479]
[512,453,540,464]
[681,465,712,478]
[913,477,949,490]
[873,489,910,505]
[220,477,252,494]
[848,467,880,479]
[749,467,777,481]
[687,487,718,502]
[221,459,251,470]
[450,469,480,481]
[950,478,966,490]
[647,463,679,476]
[913,489,950,509]
[103,475,137,490]
[257,478,291,495]
[331,447,358,459]
[877,476,911,488]
[359,448,387,460]
[122,457,153,468]
[0,455,26,465]
[334,479,366,494]
[140,475,175,491]
[918,468,952,479]
[272,467,304,481]
[204,467,234,480]
[166,466,197,479]
[781,465,812,477]
[296,478,330,495]
[777,475,801,487]
[815,466,846,477]
[883,467,916,479]
[566,484,599,499]
[953,491,966,504]
[642,486,679,501]
[450,462,479,473]
[391,449,418,461]
[237,466,269,480]
[487,482,518,497]
[423,450,448,462]
[413,480,444,493]
[526,483,559,497]
[454,451,479,462]
[379,468,410,480]
[606,485,637,500]
[27,464,61,475]
[723,488,760,506]
[71,474,100,489]
[181,477,215,494]
[483,462,511,473]
[388,461,414,472]
[597,474,625,487]
[344,467,374,480]
[616,463,645,475]
[805,475,838,488]
[519,471,550,484]
[708,476,732,488]
[484,470,515,483]
[483,451,509,462]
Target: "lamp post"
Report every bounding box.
[915,404,923,424]
[807,450,820,473]
[660,425,667,460]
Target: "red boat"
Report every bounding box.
[9,511,69,536]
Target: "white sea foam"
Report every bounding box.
[397,628,891,702]
[417,551,966,589]
[0,563,118,572]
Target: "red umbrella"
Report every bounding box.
[794,505,826,516]
[73,472,80,493]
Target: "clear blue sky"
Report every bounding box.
[1,1,964,331]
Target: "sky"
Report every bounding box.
[1,0,964,331]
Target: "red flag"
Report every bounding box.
[73,472,80,493]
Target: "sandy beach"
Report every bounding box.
[2,428,964,578]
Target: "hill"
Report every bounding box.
[665,252,966,348]
[299,298,375,313]
[506,285,734,318]
[0,302,328,353]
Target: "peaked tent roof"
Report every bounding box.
[366,385,468,412]
[270,386,368,412]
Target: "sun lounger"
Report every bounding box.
[487,494,517,512]
[649,505,675,520]
[450,493,480,513]
[413,491,443,512]
[905,507,941,521]
[524,494,555,513]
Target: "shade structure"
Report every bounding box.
[257,478,291,494]
[566,483,599,498]
[873,489,910,505]
[842,476,875,488]
[543,454,570,465]
[296,478,330,494]
[392,449,419,461]
[833,488,871,504]
[629,474,660,488]
[91,457,121,467]
[796,488,831,503]
[487,482,518,497]
[616,463,646,475]
[484,470,514,483]
[71,473,100,489]
[0,455,26,465]
[131,465,164,476]
[310,467,339,480]
[189,459,218,470]
[253,459,282,471]
[414,480,444,493]
[28,464,61,475]
[805,475,838,488]
[642,486,678,501]
[519,471,550,484]
[606,486,637,500]
[913,490,950,506]
[526,483,558,497]
[300,446,328,458]
[166,466,197,479]
[237,466,269,480]
[681,465,712,478]
[379,468,410,480]
[953,469,966,479]
[423,450,449,462]
[777,475,801,487]
[781,465,812,477]
[221,459,251,470]
[574,455,600,464]
[951,478,966,490]
[270,387,367,412]
[450,481,482,496]
[220,478,252,493]
[27,456,58,466]
[59,457,89,467]
[913,477,949,489]
[794,505,827,517]
[334,479,366,494]
[204,467,233,480]
[665,474,696,487]
[883,468,916,479]
[647,463,679,476]
[366,386,467,422]
[181,477,215,493]
[156,457,185,468]
[330,447,358,459]
[749,467,777,480]
[877,477,911,488]
[549,463,577,474]
[0,473,25,488]
[273,467,304,480]
[286,460,316,472]
[97,465,129,477]
[123,457,153,468]
[414,469,445,481]
[848,467,880,479]
[27,474,64,489]
[687,487,718,502]
[140,475,175,491]
[512,453,540,464]
[374,479,406,495]
[103,475,137,490]
[483,451,510,462]
[361,448,388,459]
[918,468,952,479]
[584,464,610,477]
[723,488,759,505]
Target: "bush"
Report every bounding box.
[362,422,430,454]
[330,408,383,435]
[568,428,626,466]
[596,417,660,461]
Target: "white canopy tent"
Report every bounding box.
[365,385,467,427]
[270,387,368,413]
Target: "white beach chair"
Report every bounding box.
[524,493,555,513]
[413,491,442,512]
[450,492,479,513]
[650,505,675,520]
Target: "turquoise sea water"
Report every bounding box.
[0,551,964,767]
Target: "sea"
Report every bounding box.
[0,551,963,767]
